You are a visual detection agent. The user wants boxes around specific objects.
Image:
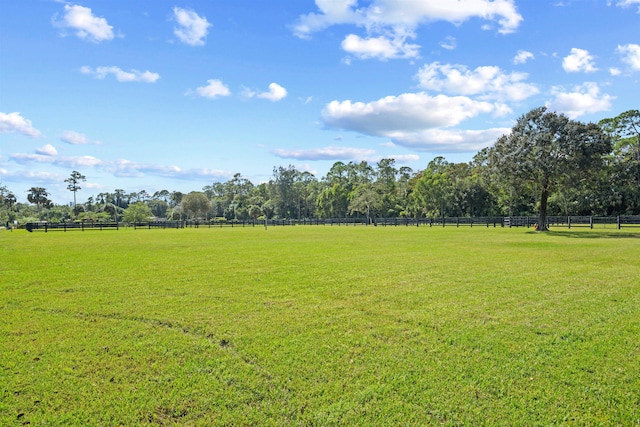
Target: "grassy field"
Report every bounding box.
[1,225,639,426]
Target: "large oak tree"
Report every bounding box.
[489,107,612,231]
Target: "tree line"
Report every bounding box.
[1,108,638,230]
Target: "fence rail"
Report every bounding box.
[25,222,119,232]
[24,215,640,232]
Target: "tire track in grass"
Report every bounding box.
[30,306,291,402]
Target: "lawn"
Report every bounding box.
[1,226,639,426]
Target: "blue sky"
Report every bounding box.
[1,0,639,203]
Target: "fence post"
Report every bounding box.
[568,216,571,229]
[590,216,593,229]
[617,216,621,229]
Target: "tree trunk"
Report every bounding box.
[537,187,549,231]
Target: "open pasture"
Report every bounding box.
[1,226,639,426]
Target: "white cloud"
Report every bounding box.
[292,0,361,38]
[54,4,114,43]
[110,159,230,180]
[60,130,101,145]
[562,48,598,73]
[384,128,511,152]
[546,82,615,119]
[0,169,63,184]
[173,7,211,46]
[11,152,103,168]
[9,149,231,181]
[439,36,456,51]
[323,92,502,132]
[0,112,42,138]
[273,146,376,160]
[341,34,420,60]
[610,67,622,76]
[258,83,288,101]
[36,144,58,156]
[321,92,509,152]
[513,50,534,64]
[194,79,231,99]
[617,43,640,70]
[415,62,539,101]
[293,0,523,41]
[80,66,160,83]
[616,0,640,12]
[272,146,420,164]
[389,154,420,163]
[244,83,288,101]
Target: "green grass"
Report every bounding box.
[1,226,639,426]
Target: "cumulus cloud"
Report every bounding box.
[243,83,288,101]
[36,144,58,156]
[617,43,640,70]
[562,48,598,73]
[53,4,114,42]
[323,92,502,132]
[273,146,376,161]
[258,83,288,101]
[173,7,211,46]
[293,0,523,41]
[292,0,361,37]
[415,62,539,101]
[513,50,534,64]
[616,0,640,12]
[546,82,615,118]
[80,66,160,83]
[60,130,101,145]
[193,79,231,98]
[341,34,420,60]
[321,92,509,152]
[0,112,42,138]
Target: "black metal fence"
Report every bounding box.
[25,222,119,232]
[24,215,640,232]
[184,216,640,229]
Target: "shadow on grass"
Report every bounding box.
[526,230,640,239]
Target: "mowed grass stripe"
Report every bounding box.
[1,227,639,425]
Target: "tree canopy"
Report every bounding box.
[6,108,640,226]
[489,107,611,231]
[122,202,153,223]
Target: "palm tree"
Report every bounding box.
[27,187,51,209]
